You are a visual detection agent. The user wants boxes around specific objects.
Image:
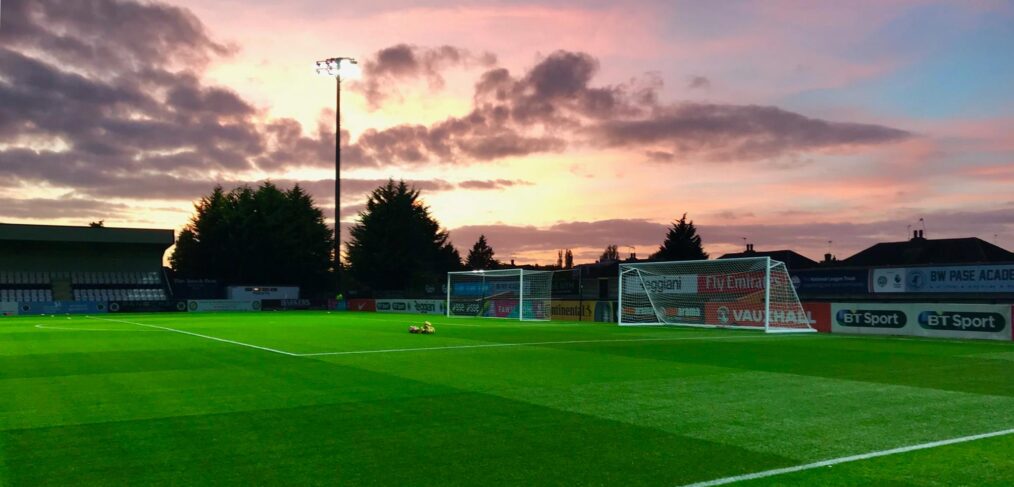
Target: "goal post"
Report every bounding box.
[618,257,815,332]
[446,269,553,321]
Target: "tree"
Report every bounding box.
[556,250,564,268]
[651,213,708,261]
[88,220,104,227]
[170,182,334,295]
[564,249,574,269]
[599,244,620,262]
[345,180,462,292]
[465,235,500,270]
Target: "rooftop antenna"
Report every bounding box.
[827,240,833,254]
[919,217,926,235]
[906,224,911,240]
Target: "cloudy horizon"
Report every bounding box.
[1,0,1012,264]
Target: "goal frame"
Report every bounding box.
[445,268,553,321]
[617,257,815,333]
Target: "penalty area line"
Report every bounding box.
[678,427,1014,487]
[85,316,299,356]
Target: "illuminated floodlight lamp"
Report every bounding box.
[315,57,360,79]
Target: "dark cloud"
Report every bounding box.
[0,195,130,219]
[457,179,532,190]
[355,44,497,108]
[687,76,711,90]
[590,103,912,162]
[0,0,232,74]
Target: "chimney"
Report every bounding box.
[510,259,515,266]
[912,230,919,240]
[823,253,835,263]
[745,243,754,253]
[629,252,636,260]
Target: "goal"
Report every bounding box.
[618,257,815,332]
[446,269,553,321]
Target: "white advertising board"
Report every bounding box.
[831,302,1011,341]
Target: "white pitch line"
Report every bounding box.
[295,334,789,357]
[679,427,1014,487]
[35,323,160,332]
[85,316,298,356]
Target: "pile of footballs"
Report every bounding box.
[409,321,435,334]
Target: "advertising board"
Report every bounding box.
[108,300,187,313]
[375,299,446,315]
[347,299,377,312]
[226,286,299,300]
[871,265,1014,294]
[187,300,261,312]
[830,302,1011,341]
[0,301,18,316]
[791,269,869,294]
[18,301,108,315]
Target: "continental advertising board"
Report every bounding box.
[550,301,616,322]
[831,302,1011,341]
[375,299,446,315]
[871,264,1014,294]
[17,301,109,315]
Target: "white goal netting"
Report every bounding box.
[618,257,814,332]
[446,269,553,321]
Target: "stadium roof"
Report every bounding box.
[0,223,173,246]
[841,233,1014,266]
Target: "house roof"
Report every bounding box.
[718,249,819,269]
[842,236,1014,266]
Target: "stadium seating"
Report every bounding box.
[0,270,169,302]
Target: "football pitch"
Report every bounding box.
[2,312,1012,486]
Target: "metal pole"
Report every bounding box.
[335,76,342,296]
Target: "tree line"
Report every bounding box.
[169,180,707,296]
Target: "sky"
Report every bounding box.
[1,0,1012,265]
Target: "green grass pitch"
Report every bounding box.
[1,311,1012,486]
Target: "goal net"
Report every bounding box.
[618,257,814,332]
[446,269,553,321]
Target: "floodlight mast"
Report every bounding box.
[315,56,358,300]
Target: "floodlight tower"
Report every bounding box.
[315,56,359,297]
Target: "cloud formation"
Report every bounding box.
[354,44,497,108]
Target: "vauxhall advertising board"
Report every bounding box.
[831,302,1011,341]
[871,264,1014,294]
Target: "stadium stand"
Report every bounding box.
[0,223,174,303]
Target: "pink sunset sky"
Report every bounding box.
[1,0,1012,264]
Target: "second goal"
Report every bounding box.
[618,257,815,332]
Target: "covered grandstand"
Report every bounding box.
[0,223,174,304]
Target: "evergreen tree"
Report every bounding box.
[651,213,708,261]
[170,183,334,295]
[345,180,462,291]
[564,249,574,269]
[465,235,500,270]
[599,244,620,262]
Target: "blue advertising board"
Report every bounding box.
[18,301,108,315]
[791,269,869,294]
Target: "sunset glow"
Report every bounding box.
[2,0,1012,264]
